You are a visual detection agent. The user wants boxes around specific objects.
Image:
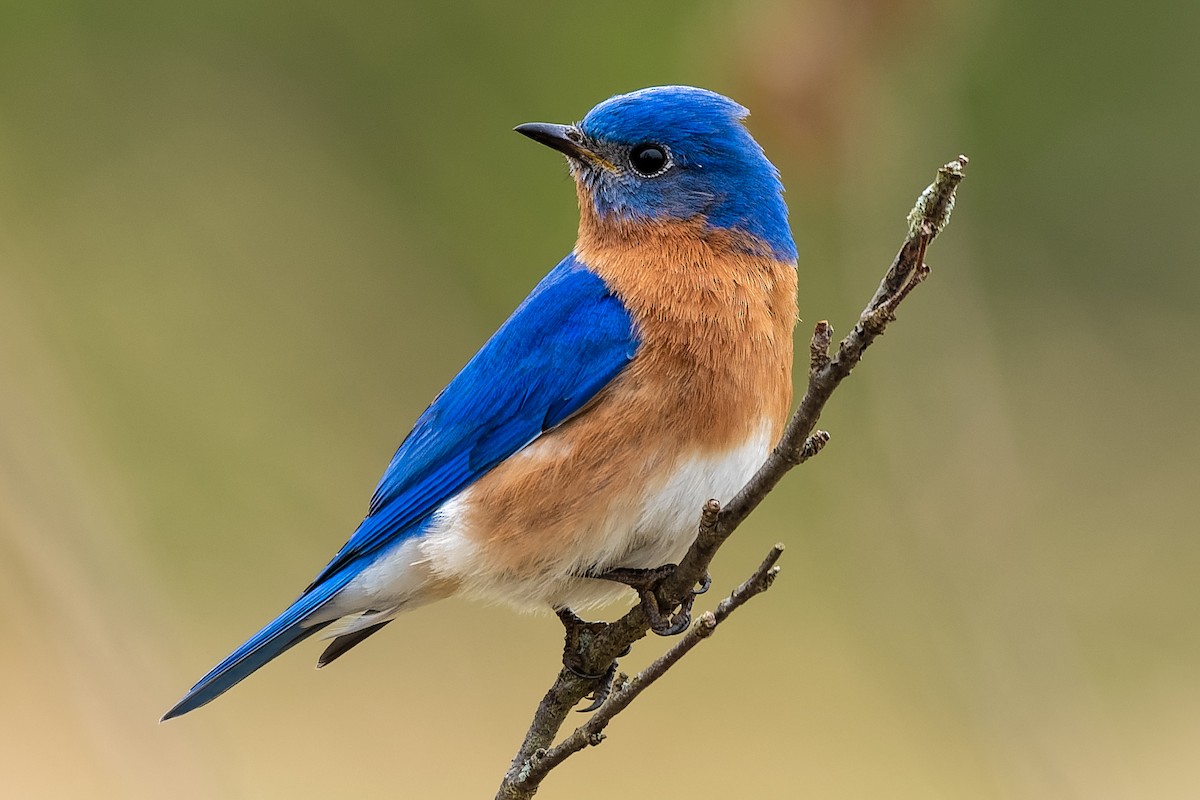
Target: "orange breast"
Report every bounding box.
[460,211,797,580]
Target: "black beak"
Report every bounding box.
[514,122,593,160]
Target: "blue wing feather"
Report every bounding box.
[309,254,638,588]
[166,255,638,718]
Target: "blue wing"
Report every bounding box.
[310,252,639,586]
[163,254,638,719]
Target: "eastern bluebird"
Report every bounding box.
[163,85,797,720]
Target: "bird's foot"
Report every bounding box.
[595,565,712,636]
[555,606,609,678]
[555,607,628,712]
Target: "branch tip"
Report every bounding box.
[907,154,968,242]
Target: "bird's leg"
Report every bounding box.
[555,607,627,711]
[594,565,713,637]
[555,606,608,678]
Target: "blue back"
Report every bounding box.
[309,254,639,587]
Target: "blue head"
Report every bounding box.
[516,86,796,262]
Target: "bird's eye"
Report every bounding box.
[628,143,670,177]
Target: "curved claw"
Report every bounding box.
[653,608,692,636]
[578,693,605,714]
[564,661,610,681]
[694,571,712,596]
[577,661,619,713]
[656,589,699,636]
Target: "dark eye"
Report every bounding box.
[629,143,670,177]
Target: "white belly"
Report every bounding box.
[417,418,775,613]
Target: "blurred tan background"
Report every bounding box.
[1,0,1196,797]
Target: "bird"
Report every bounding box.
[162,85,798,720]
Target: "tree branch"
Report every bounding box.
[496,155,968,800]
[516,543,785,786]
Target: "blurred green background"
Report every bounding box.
[1,0,1196,797]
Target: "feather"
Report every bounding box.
[316,621,393,668]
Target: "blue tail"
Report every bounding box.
[162,565,360,721]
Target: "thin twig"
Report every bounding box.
[516,544,784,786]
[495,155,967,800]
